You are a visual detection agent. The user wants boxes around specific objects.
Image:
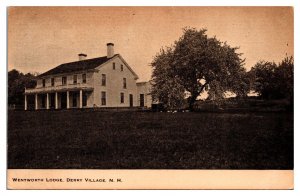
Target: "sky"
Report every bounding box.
[8,6,293,82]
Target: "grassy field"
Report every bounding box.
[7,110,293,169]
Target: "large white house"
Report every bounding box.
[24,43,152,110]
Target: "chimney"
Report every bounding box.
[78,53,87,61]
[107,43,114,58]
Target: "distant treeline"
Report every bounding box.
[8,69,36,106]
[249,56,293,101]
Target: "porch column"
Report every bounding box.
[46,93,49,109]
[67,91,70,109]
[35,94,38,110]
[79,90,83,108]
[55,92,58,109]
[24,94,27,111]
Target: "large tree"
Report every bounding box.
[151,27,246,110]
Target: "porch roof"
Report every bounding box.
[25,86,93,94]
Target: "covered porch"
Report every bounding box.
[24,89,93,110]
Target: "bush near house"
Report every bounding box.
[194,97,293,112]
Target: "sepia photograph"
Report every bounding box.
[6,6,294,189]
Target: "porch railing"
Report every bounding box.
[25,83,93,94]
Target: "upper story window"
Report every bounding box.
[62,76,67,86]
[51,78,55,86]
[102,74,106,86]
[82,74,86,83]
[73,75,77,84]
[121,64,124,71]
[120,92,124,103]
[123,78,127,89]
[113,62,116,70]
[42,79,46,87]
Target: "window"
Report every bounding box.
[101,91,106,106]
[121,64,124,71]
[140,94,145,107]
[62,76,67,86]
[120,92,124,103]
[51,78,55,86]
[113,62,116,70]
[42,79,46,87]
[82,74,86,83]
[73,75,77,84]
[123,78,127,89]
[102,74,106,86]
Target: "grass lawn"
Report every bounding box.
[7,110,293,169]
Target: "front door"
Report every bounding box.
[129,94,133,107]
[61,92,67,109]
[72,92,77,107]
[50,93,56,109]
[41,94,46,109]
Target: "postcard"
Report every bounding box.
[7,6,294,189]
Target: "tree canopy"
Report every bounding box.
[250,56,293,100]
[150,47,186,109]
[150,27,247,110]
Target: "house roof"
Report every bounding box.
[38,54,118,77]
